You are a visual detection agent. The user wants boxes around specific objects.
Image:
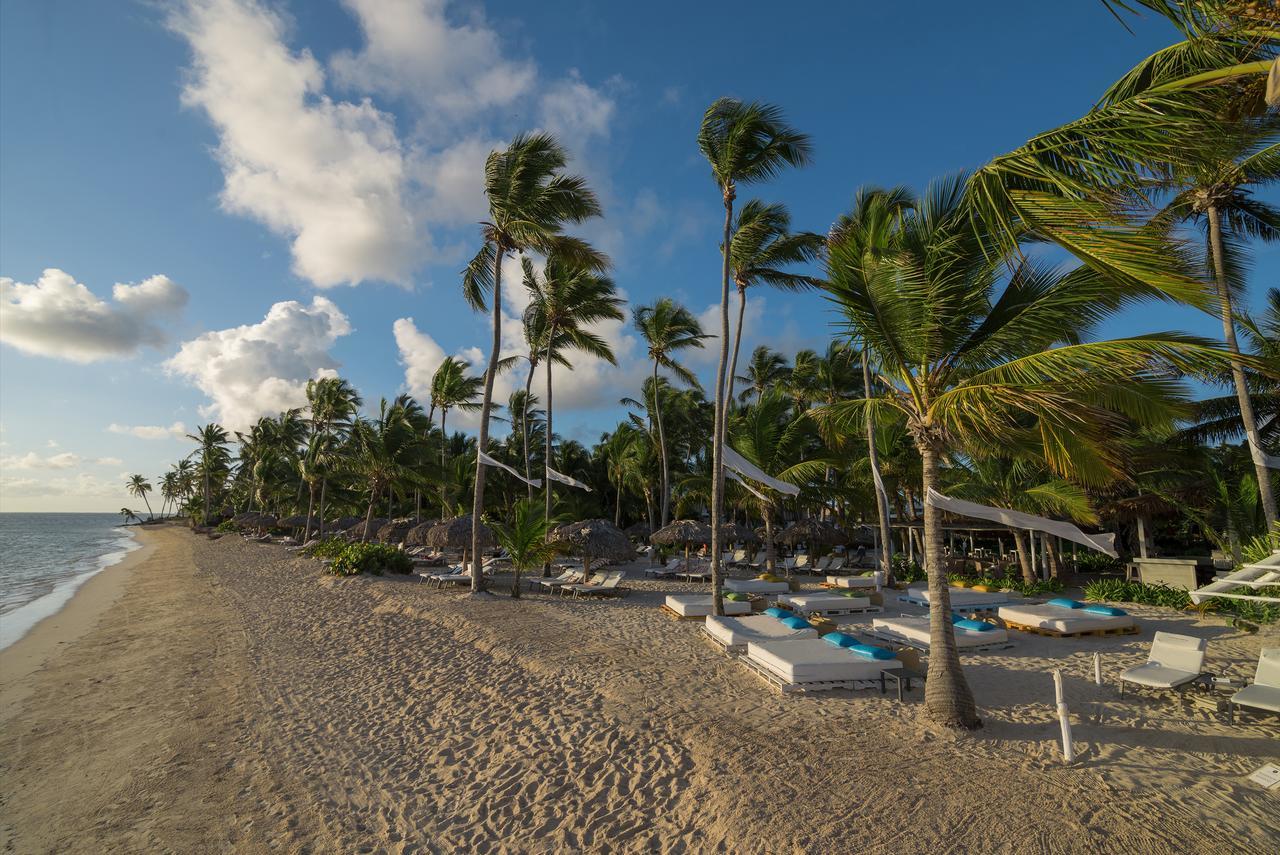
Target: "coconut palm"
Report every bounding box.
[126,474,154,520]
[736,346,790,403]
[633,298,710,526]
[522,249,625,528]
[460,132,603,591]
[306,377,361,537]
[492,498,560,599]
[819,175,1245,730]
[598,423,645,526]
[699,98,813,613]
[187,423,230,525]
[119,507,139,525]
[508,386,544,499]
[430,356,484,516]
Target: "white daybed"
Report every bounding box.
[702,614,817,654]
[741,638,901,693]
[868,616,1011,652]
[663,594,751,619]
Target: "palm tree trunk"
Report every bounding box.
[363,485,378,543]
[440,410,449,516]
[141,492,154,520]
[523,360,536,500]
[304,483,316,543]
[544,330,556,532]
[724,284,748,413]
[1012,529,1034,584]
[652,360,672,527]
[1208,204,1278,529]
[764,505,776,574]
[862,348,894,583]
[470,246,504,593]
[709,191,734,616]
[614,475,623,526]
[919,442,980,729]
[203,469,211,526]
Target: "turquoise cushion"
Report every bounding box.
[1047,597,1084,610]
[779,616,812,630]
[763,607,792,619]
[822,631,859,648]
[1083,604,1127,617]
[955,618,995,633]
[848,643,897,661]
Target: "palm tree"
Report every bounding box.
[599,423,645,526]
[633,298,709,526]
[819,175,1242,730]
[723,200,823,411]
[522,249,624,529]
[460,132,603,592]
[119,507,139,525]
[508,386,544,499]
[492,498,560,599]
[430,356,484,516]
[351,398,423,540]
[126,474,154,520]
[737,346,790,403]
[306,377,361,536]
[699,98,812,614]
[187,424,230,525]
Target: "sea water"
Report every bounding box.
[0,513,140,649]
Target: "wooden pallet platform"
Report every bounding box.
[737,654,882,695]
[1005,620,1139,639]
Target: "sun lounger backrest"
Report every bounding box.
[1148,632,1206,673]
[828,557,844,571]
[1256,647,1280,688]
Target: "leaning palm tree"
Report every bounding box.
[819,175,1246,730]
[460,132,603,592]
[430,356,484,517]
[633,298,710,526]
[736,345,790,403]
[699,98,812,613]
[522,249,625,528]
[126,474,154,520]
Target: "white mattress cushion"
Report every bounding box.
[872,617,1008,648]
[827,575,877,588]
[1120,662,1200,688]
[665,594,750,617]
[746,639,900,683]
[780,593,870,612]
[998,604,1134,633]
[1231,683,1280,713]
[908,586,1010,606]
[704,615,816,647]
[724,578,789,594]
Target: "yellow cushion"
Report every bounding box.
[971,584,990,592]
[759,574,781,583]
[953,581,969,588]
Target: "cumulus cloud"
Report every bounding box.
[0,451,81,470]
[168,0,421,287]
[107,421,189,440]
[95,457,125,467]
[165,297,351,431]
[0,269,188,363]
[0,472,123,500]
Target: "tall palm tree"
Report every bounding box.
[187,424,230,525]
[819,175,1243,730]
[461,132,603,592]
[306,377,361,536]
[351,398,423,540]
[633,298,709,526]
[126,474,154,520]
[522,250,625,528]
[599,423,646,526]
[723,200,823,411]
[699,98,812,614]
[508,386,544,499]
[736,346,790,403]
[430,356,484,516]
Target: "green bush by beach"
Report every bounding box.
[1082,579,1280,624]
[326,542,414,577]
[306,538,349,559]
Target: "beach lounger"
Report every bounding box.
[644,557,684,578]
[663,594,752,619]
[793,554,810,573]
[568,571,629,598]
[747,551,766,570]
[825,572,881,590]
[679,564,713,582]
[776,592,879,617]
[826,556,846,574]
[812,556,831,574]
[729,549,748,566]
[702,612,819,655]
[423,564,472,587]
[999,599,1138,637]
[1119,631,1206,697]
[867,616,1012,652]
[724,578,789,595]
[740,634,901,694]
[552,571,603,595]
[533,570,589,594]
[1229,648,1280,723]
[902,585,1017,613]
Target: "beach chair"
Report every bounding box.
[730,549,748,566]
[529,568,579,592]
[1119,632,1207,698]
[680,563,713,582]
[1228,648,1280,723]
[746,551,766,570]
[739,632,901,693]
[826,556,846,574]
[644,557,682,578]
[423,564,473,588]
[812,556,832,574]
[568,570,629,598]
[553,571,603,596]
[793,554,811,573]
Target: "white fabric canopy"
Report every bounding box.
[1248,436,1280,470]
[546,466,592,491]
[726,468,769,502]
[478,450,541,488]
[926,488,1118,557]
[870,461,890,504]
[722,445,800,497]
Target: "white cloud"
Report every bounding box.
[165,297,351,431]
[0,451,81,470]
[168,0,421,287]
[0,269,188,363]
[107,421,189,440]
[394,316,518,432]
[95,457,125,467]
[0,472,123,500]
[537,71,617,145]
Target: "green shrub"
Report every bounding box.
[216,520,238,533]
[1083,577,1130,602]
[1075,552,1123,575]
[326,542,414,576]
[892,556,925,584]
[306,537,349,559]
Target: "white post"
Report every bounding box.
[1053,669,1075,763]
[1093,652,1102,686]
[1136,515,1149,559]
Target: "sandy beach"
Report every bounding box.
[1,524,1275,853]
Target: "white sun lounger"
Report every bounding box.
[702,614,818,655]
[776,592,879,616]
[825,573,881,590]
[901,586,1016,612]
[663,594,751,618]
[868,616,1012,652]
[1119,631,1206,697]
[1229,648,1280,722]
[742,639,901,693]
[999,602,1137,635]
[724,578,789,595]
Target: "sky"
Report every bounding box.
[0,0,1274,512]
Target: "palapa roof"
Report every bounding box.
[551,519,634,561]
[778,519,849,546]
[377,518,415,544]
[278,514,317,528]
[326,516,364,532]
[650,519,713,546]
[403,520,441,547]
[720,522,760,543]
[345,517,389,540]
[624,522,652,538]
[425,515,495,550]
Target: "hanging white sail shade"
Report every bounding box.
[722,445,800,497]
[926,488,1118,558]
[726,468,769,502]
[1248,436,1280,470]
[478,450,541,488]
[546,466,592,491]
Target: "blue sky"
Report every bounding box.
[0,0,1274,511]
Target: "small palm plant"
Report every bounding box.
[492,499,561,599]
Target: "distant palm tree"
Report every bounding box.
[599,423,644,526]
[125,474,154,520]
[633,298,709,526]
[461,131,603,592]
[187,424,230,525]
[699,98,812,613]
[351,398,422,540]
[736,346,790,403]
[306,377,361,536]
[430,356,484,516]
[119,507,139,525]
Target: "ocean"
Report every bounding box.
[0,513,140,649]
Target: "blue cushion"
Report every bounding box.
[779,616,812,630]
[822,631,859,648]
[763,607,792,619]
[954,618,994,633]
[1083,604,1127,617]
[848,643,898,661]
[1047,597,1084,610]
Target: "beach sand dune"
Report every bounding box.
[1,525,1275,853]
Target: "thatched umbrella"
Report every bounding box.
[326,516,364,536]
[624,522,652,540]
[779,519,849,548]
[720,523,759,544]
[426,515,495,572]
[231,511,258,527]
[345,516,389,542]
[651,519,713,570]
[377,518,415,544]
[403,520,441,547]
[551,519,635,575]
[279,514,317,529]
